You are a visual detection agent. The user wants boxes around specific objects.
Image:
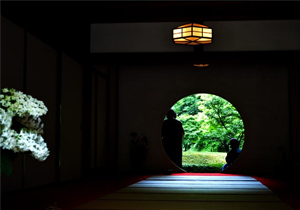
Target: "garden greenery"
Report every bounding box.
[0,88,50,162]
[172,94,245,153]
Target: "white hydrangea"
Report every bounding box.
[0,88,48,118]
[0,88,50,161]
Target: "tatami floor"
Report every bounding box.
[75,174,293,210]
[2,173,300,210]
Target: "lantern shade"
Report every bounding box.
[173,23,212,45]
[194,63,209,67]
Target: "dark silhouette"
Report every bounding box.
[162,109,185,167]
[222,138,242,171]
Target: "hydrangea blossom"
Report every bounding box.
[0,88,49,161]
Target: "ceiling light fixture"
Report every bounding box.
[193,64,209,67]
[173,23,212,45]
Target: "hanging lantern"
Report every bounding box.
[173,23,212,45]
[194,63,209,67]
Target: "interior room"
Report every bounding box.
[1,2,300,210]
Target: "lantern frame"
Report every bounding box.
[173,23,212,45]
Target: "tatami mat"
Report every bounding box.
[99,193,281,202]
[117,187,273,194]
[74,174,293,210]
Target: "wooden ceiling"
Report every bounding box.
[2,1,300,65]
[2,1,300,24]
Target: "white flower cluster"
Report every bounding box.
[0,88,49,161]
[0,88,48,117]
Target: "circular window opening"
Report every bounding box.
[161,93,245,173]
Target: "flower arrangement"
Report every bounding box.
[129,132,150,172]
[0,88,50,175]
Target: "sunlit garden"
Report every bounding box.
[170,93,245,172]
[182,151,226,172]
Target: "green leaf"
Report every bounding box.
[1,152,13,176]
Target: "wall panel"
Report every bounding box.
[205,20,300,52]
[90,74,108,170]
[25,33,57,188]
[1,16,24,90]
[108,67,118,172]
[90,73,96,168]
[90,22,192,53]
[1,16,25,192]
[96,76,107,168]
[90,20,300,53]
[60,53,83,181]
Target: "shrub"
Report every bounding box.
[182,163,222,173]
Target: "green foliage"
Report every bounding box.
[182,151,226,173]
[182,151,226,165]
[176,114,201,151]
[173,94,201,116]
[172,93,245,153]
[182,164,222,173]
[1,149,18,176]
[1,153,13,176]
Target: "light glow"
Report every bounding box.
[194,64,209,67]
[173,23,212,45]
